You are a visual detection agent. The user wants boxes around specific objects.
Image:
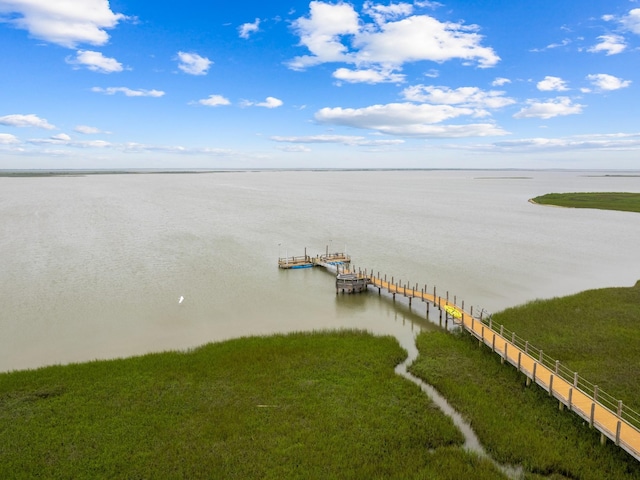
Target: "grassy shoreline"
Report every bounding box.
[0,330,503,479]
[3,281,640,477]
[530,192,640,213]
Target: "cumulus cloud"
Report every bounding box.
[0,133,20,144]
[620,8,640,34]
[333,67,405,84]
[586,73,631,91]
[401,85,515,109]
[74,125,102,134]
[275,144,312,152]
[492,77,511,87]
[363,1,414,24]
[287,1,499,81]
[243,97,283,108]
[513,97,583,119]
[315,102,507,137]
[0,113,55,129]
[588,34,626,55]
[0,0,126,48]
[91,87,165,97]
[198,94,231,107]
[271,134,404,146]
[536,76,569,92]
[66,50,123,73]
[176,52,212,75]
[238,18,260,38]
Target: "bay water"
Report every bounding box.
[1,170,639,372]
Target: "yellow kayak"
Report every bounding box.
[444,305,462,319]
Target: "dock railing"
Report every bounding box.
[472,315,640,433]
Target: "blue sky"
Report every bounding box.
[1,0,640,169]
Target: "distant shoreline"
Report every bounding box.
[2,168,640,178]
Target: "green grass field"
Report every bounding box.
[409,331,640,479]
[0,331,503,479]
[409,280,640,479]
[531,192,640,213]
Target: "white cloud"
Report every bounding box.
[401,85,515,109]
[51,133,71,141]
[0,133,20,144]
[238,18,260,39]
[530,38,570,52]
[588,34,626,55]
[492,77,511,87]
[513,97,584,119]
[91,87,165,97]
[620,8,640,34]
[74,125,101,134]
[66,50,123,73]
[363,1,413,25]
[314,102,508,137]
[288,1,360,69]
[176,52,212,75]
[243,97,283,108]
[288,1,499,76]
[0,113,55,129]
[0,0,125,48]
[271,134,404,146]
[586,73,631,91]
[492,132,640,152]
[198,94,231,107]
[275,144,312,152]
[536,76,569,92]
[333,67,405,84]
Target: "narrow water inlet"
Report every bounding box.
[395,336,524,479]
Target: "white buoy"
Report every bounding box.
[178,296,184,304]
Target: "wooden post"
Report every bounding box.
[617,400,623,418]
[594,385,599,402]
[590,403,595,428]
[500,325,504,337]
[549,374,554,396]
[555,360,560,374]
[525,341,529,354]
[616,421,622,446]
[517,351,521,371]
[533,362,537,383]
[502,342,507,364]
[492,333,496,352]
[574,372,578,388]
[568,388,573,410]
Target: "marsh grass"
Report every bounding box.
[0,330,504,479]
[492,280,640,412]
[409,331,640,479]
[531,192,640,213]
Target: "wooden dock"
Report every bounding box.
[278,252,350,269]
[278,252,640,462]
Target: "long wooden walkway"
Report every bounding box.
[279,252,640,461]
[359,270,640,462]
[320,262,640,462]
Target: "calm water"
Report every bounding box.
[1,170,639,372]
